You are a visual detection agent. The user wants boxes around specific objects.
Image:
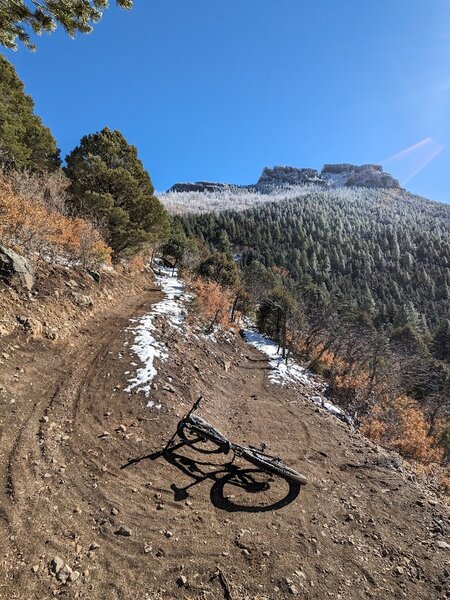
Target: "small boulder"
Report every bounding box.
[0,245,34,291]
[162,383,176,393]
[21,317,43,337]
[176,575,188,587]
[437,541,450,550]
[114,526,132,537]
[45,328,59,341]
[71,292,94,308]
[87,270,101,283]
[50,556,64,574]
[69,570,80,583]
[88,542,100,551]
[56,564,72,583]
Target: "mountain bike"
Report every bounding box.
[176,397,307,485]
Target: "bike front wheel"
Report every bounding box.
[240,448,307,485]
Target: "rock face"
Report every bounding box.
[256,164,400,190]
[168,181,234,193]
[257,166,324,188]
[0,245,34,291]
[321,164,400,189]
[168,163,400,193]
[322,163,383,174]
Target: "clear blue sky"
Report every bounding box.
[3,0,450,201]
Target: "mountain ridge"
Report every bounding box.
[168,163,401,194]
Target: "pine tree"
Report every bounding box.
[0,0,133,50]
[161,219,188,267]
[198,252,239,288]
[257,287,298,358]
[0,55,60,171]
[218,230,233,259]
[430,319,450,362]
[65,128,169,259]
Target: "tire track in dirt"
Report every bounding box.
[234,347,313,463]
[0,290,161,598]
[5,371,72,501]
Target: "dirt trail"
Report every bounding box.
[0,279,449,599]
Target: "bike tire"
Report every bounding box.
[240,448,307,485]
[177,416,231,453]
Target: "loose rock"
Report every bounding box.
[176,575,188,587]
[50,556,64,574]
[56,564,73,583]
[436,541,450,550]
[115,526,132,537]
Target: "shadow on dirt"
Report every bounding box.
[121,439,302,513]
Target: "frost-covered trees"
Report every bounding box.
[181,185,450,341]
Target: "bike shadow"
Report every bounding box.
[121,439,302,513]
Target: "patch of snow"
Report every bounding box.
[147,400,162,410]
[124,262,188,405]
[242,327,311,387]
[124,313,168,399]
[242,325,352,424]
[151,264,190,326]
[311,395,345,418]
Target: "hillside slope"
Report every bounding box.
[178,185,450,333]
[0,267,449,599]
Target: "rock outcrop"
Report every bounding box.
[257,166,325,187]
[321,164,400,189]
[168,181,234,193]
[168,163,401,193]
[256,164,400,190]
[322,163,383,174]
[0,245,34,291]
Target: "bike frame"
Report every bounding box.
[181,397,272,457]
[176,397,307,485]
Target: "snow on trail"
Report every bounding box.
[242,325,351,423]
[124,264,187,406]
[242,328,312,387]
[125,264,351,422]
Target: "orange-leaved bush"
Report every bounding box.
[360,395,443,464]
[189,277,238,331]
[0,174,111,268]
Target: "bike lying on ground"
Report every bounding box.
[175,396,307,485]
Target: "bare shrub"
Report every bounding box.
[0,173,111,268]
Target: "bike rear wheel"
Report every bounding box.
[177,416,231,454]
[240,448,307,485]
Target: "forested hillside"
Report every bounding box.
[170,183,450,470]
[181,186,450,338]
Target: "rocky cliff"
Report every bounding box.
[168,163,401,193]
[257,166,325,187]
[321,163,400,189]
[168,181,235,193]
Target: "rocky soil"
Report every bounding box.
[0,266,449,599]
